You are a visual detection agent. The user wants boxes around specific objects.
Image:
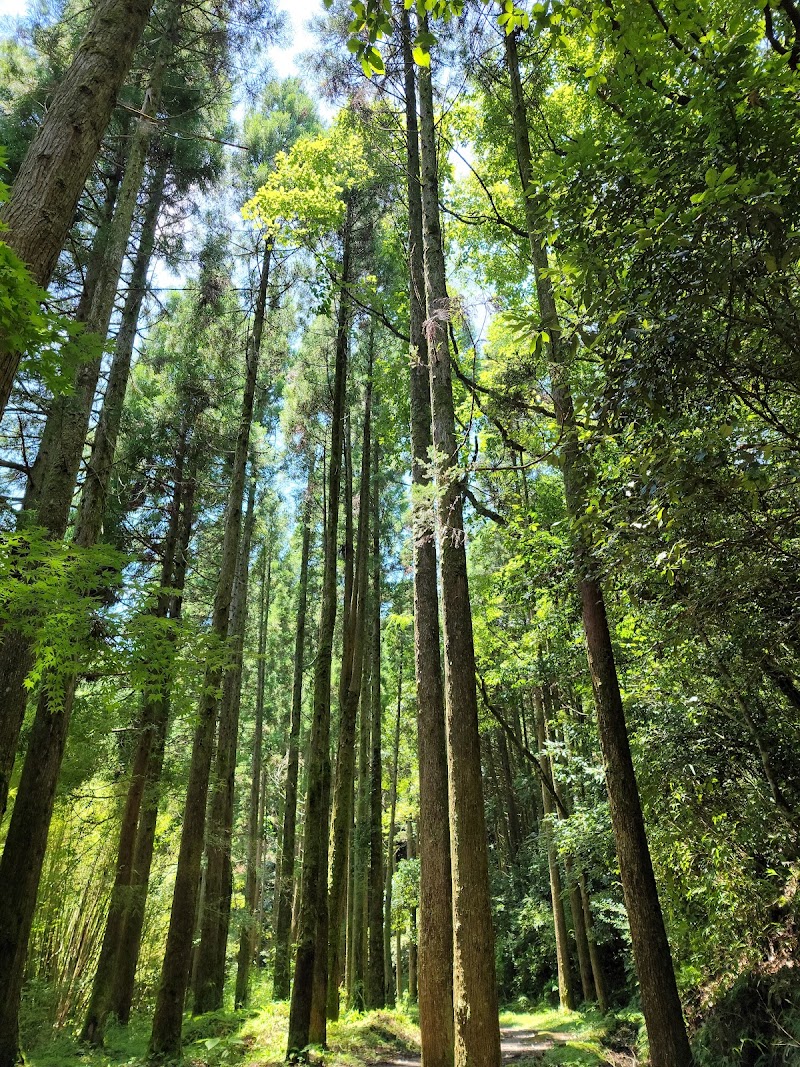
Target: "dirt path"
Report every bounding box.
[375,1025,581,1066]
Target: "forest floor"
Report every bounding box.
[23,1001,640,1067]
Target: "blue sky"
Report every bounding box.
[0,0,323,80]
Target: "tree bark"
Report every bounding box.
[383,649,403,1008]
[148,241,270,1061]
[0,0,153,413]
[327,368,373,1021]
[287,202,352,1056]
[192,478,258,1014]
[533,689,574,1011]
[400,12,454,1063]
[503,28,692,1065]
[351,658,371,1011]
[417,22,501,1067]
[235,546,271,1008]
[110,440,198,1024]
[0,148,124,826]
[366,440,385,1010]
[75,145,171,548]
[0,45,181,1055]
[272,466,315,1001]
[80,409,190,1045]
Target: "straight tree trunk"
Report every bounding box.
[533,689,574,1011]
[327,370,373,1021]
[287,202,352,1056]
[0,3,178,829]
[406,819,417,1003]
[0,0,153,412]
[503,28,692,1065]
[366,442,385,1010]
[80,408,190,1045]
[0,55,180,1059]
[579,872,608,1014]
[110,441,198,1024]
[383,653,402,1008]
[272,466,315,1001]
[0,146,125,826]
[235,547,271,1008]
[193,479,258,1013]
[148,241,271,1061]
[351,664,371,1010]
[75,145,171,547]
[400,13,454,1064]
[417,23,501,1067]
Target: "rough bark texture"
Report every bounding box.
[193,481,257,1014]
[148,243,270,1061]
[272,470,314,1001]
[418,23,502,1067]
[287,203,352,1056]
[503,28,693,1066]
[327,372,372,1021]
[0,0,153,412]
[235,548,271,1008]
[400,13,455,1062]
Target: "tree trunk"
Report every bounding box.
[579,872,608,1015]
[0,147,125,826]
[80,410,190,1045]
[327,368,373,1021]
[417,22,501,1067]
[503,28,692,1065]
[0,59,182,1062]
[533,689,574,1011]
[406,819,417,1003]
[75,145,171,548]
[366,441,385,1010]
[0,5,178,830]
[147,241,270,1060]
[383,650,403,1008]
[110,441,198,1024]
[193,479,258,1014]
[351,665,371,1011]
[287,201,352,1055]
[272,465,315,1001]
[235,547,271,1008]
[400,12,454,1063]
[0,0,153,412]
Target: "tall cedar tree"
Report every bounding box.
[0,0,153,412]
[416,21,502,1067]
[400,11,454,1064]
[272,466,315,1000]
[502,27,693,1066]
[287,198,353,1055]
[148,240,271,1060]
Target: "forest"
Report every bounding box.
[0,0,798,1064]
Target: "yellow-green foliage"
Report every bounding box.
[241,116,371,239]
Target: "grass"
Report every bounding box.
[24,1003,421,1067]
[500,1002,640,1065]
[24,997,636,1067]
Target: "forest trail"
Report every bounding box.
[370,1024,580,1067]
